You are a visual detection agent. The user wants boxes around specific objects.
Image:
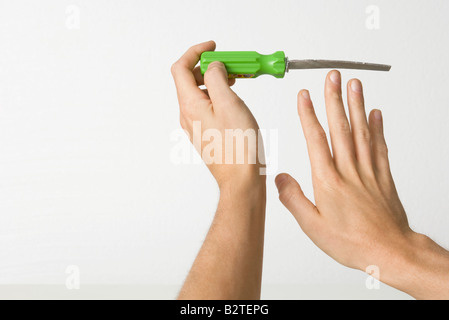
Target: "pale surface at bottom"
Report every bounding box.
[0,284,412,300]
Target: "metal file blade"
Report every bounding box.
[286,59,391,72]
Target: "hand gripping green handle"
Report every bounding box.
[200,51,286,79]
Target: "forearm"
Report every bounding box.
[178,181,266,300]
[378,233,449,300]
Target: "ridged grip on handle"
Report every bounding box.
[200,51,286,79]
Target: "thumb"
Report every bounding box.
[204,61,242,108]
[275,173,319,231]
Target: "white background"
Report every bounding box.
[0,0,448,299]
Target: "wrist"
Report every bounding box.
[217,168,267,194]
[379,232,449,299]
[219,177,266,201]
[217,175,266,215]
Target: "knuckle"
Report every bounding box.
[356,128,371,142]
[318,171,341,189]
[328,90,342,101]
[376,142,389,155]
[308,127,328,143]
[334,121,351,134]
[179,102,193,118]
[188,44,199,53]
[170,62,180,75]
[314,169,344,193]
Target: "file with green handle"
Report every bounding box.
[200,51,391,79]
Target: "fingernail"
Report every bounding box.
[374,109,382,121]
[351,79,363,93]
[301,90,310,100]
[208,61,223,69]
[329,71,340,84]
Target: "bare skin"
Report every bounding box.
[172,41,449,300]
[171,41,266,299]
[275,70,449,300]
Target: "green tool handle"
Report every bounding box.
[200,51,286,79]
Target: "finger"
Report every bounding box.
[275,173,320,233]
[192,66,205,86]
[171,41,216,104]
[368,109,391,177]
[193,66,236,87]
[324,70,356,171]
[347,79,374,172]
[297,90,334,175]
[204,61,243,112]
